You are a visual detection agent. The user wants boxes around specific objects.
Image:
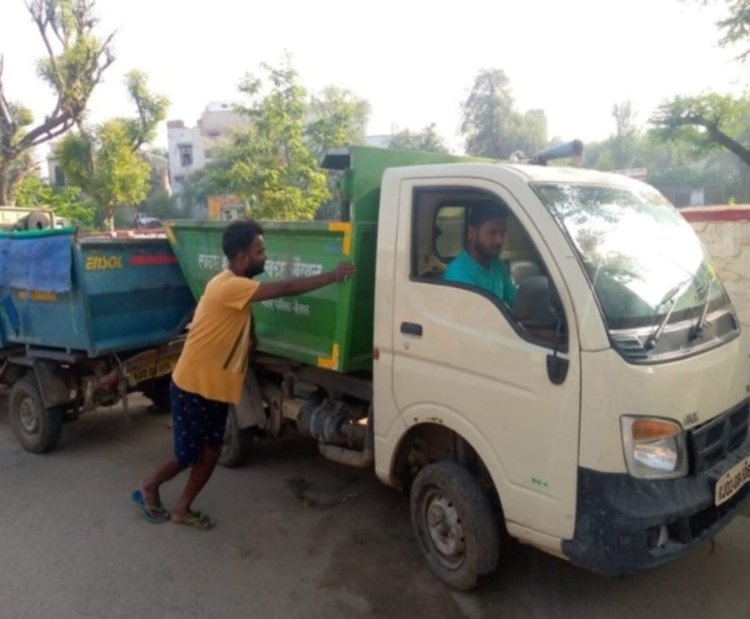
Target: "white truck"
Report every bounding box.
[167,145,750,590]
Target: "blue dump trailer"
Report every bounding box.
[0,228,195,453]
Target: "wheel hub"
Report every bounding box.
[423,491,466,569]
[18,396,40,434]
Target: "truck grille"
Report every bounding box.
[610,334,649,361]
[688,401,749,475]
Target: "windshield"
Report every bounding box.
[534,183,730,330]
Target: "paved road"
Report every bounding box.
[1,395,749,619]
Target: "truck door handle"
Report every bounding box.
[401,322,423,336]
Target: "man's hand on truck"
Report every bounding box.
[330,261,355,283]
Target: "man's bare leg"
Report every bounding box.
[171,443,221,522]
[141,458,185,507]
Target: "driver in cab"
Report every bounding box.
[443,201,517,307]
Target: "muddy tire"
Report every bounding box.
[9,375,64,454]
[410,461,500,591]
[219,407,254,468]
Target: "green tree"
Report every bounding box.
[649,93,750,166]
[56,70,168,229]
[141,189,180,220]
[389,123,449,153]
[586,101,644,171]
[693,0,750,59]
[306,86,370,158]
[460,68,516,157]
[510,110,548,159]
[460,68,548,158]
[15,173,96,228]
[207,59,329,221]
[0,0,114,204]
[179,162,228,214]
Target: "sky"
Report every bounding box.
[0,0,746,157]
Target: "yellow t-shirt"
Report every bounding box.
[172,270,260,404]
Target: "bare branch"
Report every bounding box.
[19,112,74,149]
[0,56,15,131]
[27,1,65,95]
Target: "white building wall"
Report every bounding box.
[167,124,205,191]
[685,207,750,329]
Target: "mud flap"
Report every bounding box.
[33,361,72,409]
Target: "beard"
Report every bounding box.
[475,243,502,261]
[244,262,265,278]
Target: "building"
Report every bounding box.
[167,102,249,211]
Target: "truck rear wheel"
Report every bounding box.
[219,407,254,468]
[410,461,500,591]
[9,375,64,454]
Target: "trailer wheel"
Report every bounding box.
[410,461,500,591]
[9,375,64,454]
[219,407,254,468]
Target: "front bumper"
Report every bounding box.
[562,436,750,577]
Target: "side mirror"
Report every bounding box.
[512,276,561,328]
[513,276,569,385]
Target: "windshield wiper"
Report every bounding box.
[688,276,716,341]
[644,277,693,350]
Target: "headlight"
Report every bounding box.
[621,416,688,480]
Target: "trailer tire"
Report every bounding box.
[219,407,254,468]
[410,461,500,591]
[9,375,64,454]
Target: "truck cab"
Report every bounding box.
[373,161,749,586]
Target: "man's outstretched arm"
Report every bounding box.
[252,262,355,302]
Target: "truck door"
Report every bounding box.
[391,178,582,539]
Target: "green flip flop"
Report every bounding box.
[174,510,215,531]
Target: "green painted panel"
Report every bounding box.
[167,219,372,372]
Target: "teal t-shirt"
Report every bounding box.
[443,250,517,306]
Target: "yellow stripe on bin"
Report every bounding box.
[17,290,58,302]
[328,222,352,256]
[165,225,177,245]
[317,343,340,371]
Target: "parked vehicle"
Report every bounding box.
[0,227,194,452]
[0,206,59,232]
[163,145,750,589]
[132,212,163,230]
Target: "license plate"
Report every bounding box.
[715,456,750,506]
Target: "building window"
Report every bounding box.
[178,144,193,167]
[53,166,66,187]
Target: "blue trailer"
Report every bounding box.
[0,228,195,453]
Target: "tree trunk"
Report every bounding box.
[0,159,11,205]
[105,205,115,231]
[708,126,750,167]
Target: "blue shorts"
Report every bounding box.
[170,381,229,467]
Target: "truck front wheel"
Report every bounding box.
[410,461,500,591]
[9,375,64,454]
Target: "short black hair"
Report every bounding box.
[222,219,264,260]
[468,201,508,228]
